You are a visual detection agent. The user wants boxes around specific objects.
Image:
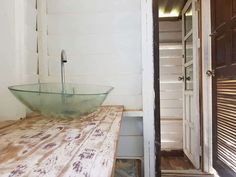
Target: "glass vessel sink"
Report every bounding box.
[8,83,113,118]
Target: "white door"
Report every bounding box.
[182,0,200,169]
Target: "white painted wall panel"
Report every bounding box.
[24,50,38,75]
[118,116,143,158]
[159,21,182,43]
[0,0,26,120]
[47,0,140,13]
[160,21,183,150]
[161,120,183,150]
[48,53,141,76]
[159,21,182,32]
[24,26,37,53]
[159,32,182,43]
[104,95,142,110]
[23,0,38,83]
[160,48,182,58]
[47,33,140,56]
[24,1,37,27]
[119,117,143,136]
[47,13,140,35]
[40,0,142,110]
[117,136,143,157]
[160,100,182,108]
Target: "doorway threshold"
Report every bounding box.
[162,170,213,177]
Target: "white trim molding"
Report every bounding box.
[141,0,156,176]
[201,0,214,174]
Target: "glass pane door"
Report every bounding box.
[184,5,193,91]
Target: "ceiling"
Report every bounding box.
[159,0,187,18]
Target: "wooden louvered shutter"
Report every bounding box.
[211,0,236,176]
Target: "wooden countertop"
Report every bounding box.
[0,106,123,177]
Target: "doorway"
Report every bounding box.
[211,0,236,176]
[155,0,236,176]
[158,0,202,173]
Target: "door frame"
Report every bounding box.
[151,0,214,175]
[201,0,213,174]
[146,0,216,176]
[201,0,224,176]
[141,0,160,176]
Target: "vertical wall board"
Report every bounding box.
[119,117,143,136]
[118,116,143,158]
[159,20,183,150]
[39,0,142,110]
[23,0,38,83]
[117,136,144,157]
[0,0,27,119]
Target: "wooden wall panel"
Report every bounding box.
[159,21,182,43]
[41,0,142,110]
[215,34,227,67]
[233,1,236,16]
[23,0,38,82]
[118,116,143,158]
[215,0,228,28]
[160,21,183,150]
[232,28,236,63]
[46,0,140,13]
[161,120,183,150]
[47,13,140,35]
[117,136,143,157]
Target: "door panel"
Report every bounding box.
[215,0,229,28]
[215,34,227,67]
[185,35,193,63]
[184,6,193,35]
[233,1,236,16]
[211,0,236,176]
[182,0,200,169]
[232,28,236,63]
[185,65,193,90]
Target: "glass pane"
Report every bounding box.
[184,6,192,35]
[185,35,193,63]
[185,65,193,90]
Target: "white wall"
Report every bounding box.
[37,0,148,173]
[159,21,183,150]
[22,0,38,83]
[0,0,26,120]
[37,0,142,110]
[0,0,38,120]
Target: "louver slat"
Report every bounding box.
[216,79,236,174]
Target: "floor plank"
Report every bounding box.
[161,154,195,170]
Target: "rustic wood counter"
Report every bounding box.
[0,106,123,177]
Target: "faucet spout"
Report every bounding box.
[61,49,67,93]
[61,49,67,63]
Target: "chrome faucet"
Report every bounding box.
[61,49,67,93]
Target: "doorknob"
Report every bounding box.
[178,76,185,81]
[185,76,191,81]
[209,31,217,37]
[206,70,215,77]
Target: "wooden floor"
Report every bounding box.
[161,154,195,170]
[162,174,214,177]
[161,152,214,177]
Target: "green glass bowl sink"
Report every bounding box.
[8,83,113,118]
